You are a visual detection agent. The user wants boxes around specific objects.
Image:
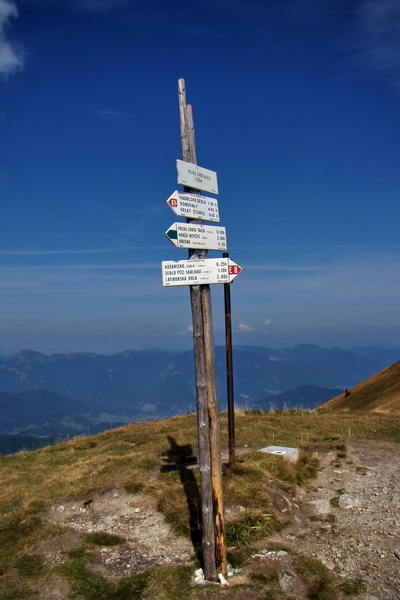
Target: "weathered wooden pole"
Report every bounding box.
[223,251,235,469]
[178,78,227,579]
[178,79,217,580]
[202,285,227,574]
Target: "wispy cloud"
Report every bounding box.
[349,0,400,84]
[95,109,134,120]
[0,0,24,77]
[0,247,162,255]
[235,252,400,303]
[67,0,133,12]
[244,264,322,272]
[0,248,115,255]
[0,262,160,272]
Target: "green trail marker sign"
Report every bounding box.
[165,222,227,250]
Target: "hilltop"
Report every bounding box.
[0,409,399,599]
[319,361,400,414]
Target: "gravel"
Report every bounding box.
[276,439,400,600]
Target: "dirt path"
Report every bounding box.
[40,489,194,579]
[39,439,400,599]
[273,439,400,600]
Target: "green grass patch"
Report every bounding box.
[297,556,337,600]
[122,473,144,494]
[339,579,366,595]
[226,511,279,547]
[58,551,192,600]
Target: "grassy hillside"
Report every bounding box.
[0,410,399,600]
[319,361,400,413]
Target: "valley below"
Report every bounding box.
[1,343,399,454]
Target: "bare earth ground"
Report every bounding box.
[39,439,400,599]
[272,439,400,600]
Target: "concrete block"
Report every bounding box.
[259,445,299,462]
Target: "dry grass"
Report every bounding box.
[320,361,400,413]
[0,409,398,599]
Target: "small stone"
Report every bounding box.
[193,568,205,585]
[338,493,362,509]
[279,570,295,592]
[309,499,331,515]
[218,573,229,586]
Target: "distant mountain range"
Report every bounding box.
[0,344,399,453]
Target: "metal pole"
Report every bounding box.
[223,252,235,469]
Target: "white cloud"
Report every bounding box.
[0,0,24,77]
[0,0,17,24]
[263,319,272,327]
[237,323,255,333]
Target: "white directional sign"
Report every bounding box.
[165,223,227,250]
[162,258,242,287]
[166,191,220,222]
[177,160,218,195]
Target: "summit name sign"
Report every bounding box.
[176,160,218,195]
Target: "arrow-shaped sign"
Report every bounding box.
[166,191,220,222]
[165,222,227,251]
[162,258,242,286]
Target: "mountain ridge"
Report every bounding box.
[319,360,400,413]
[1,345,400,444]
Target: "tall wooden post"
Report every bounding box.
[178,79,227,579]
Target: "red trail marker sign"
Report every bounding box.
[166,190,220,222]
[162,257,242,286]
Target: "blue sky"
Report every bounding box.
[0,0,400,354]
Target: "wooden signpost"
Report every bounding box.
[162,79,242,581]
